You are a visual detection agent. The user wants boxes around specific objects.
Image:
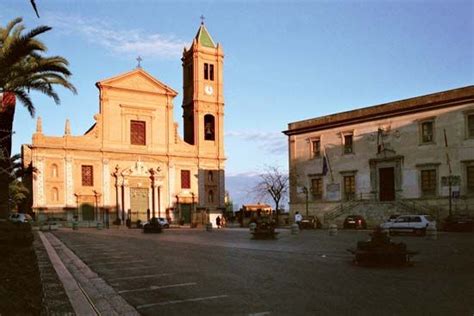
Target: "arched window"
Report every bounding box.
[208,171,214,183]
[204,114,215,141]
[52,187,59,202]
[208,190,214,203]
[51,164,58,178]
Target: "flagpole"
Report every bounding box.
[444,129,452,217]
[324,146,334,183]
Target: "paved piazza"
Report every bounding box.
[52,228,474,315]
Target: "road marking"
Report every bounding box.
[136,294,228,309]
[89,260,145,266]
[108,273,172,281]
[118,282,196,294]
[100,265,157,272]
[249,312,271,316]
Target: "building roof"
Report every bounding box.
[242,204,273,211]
[195,24,216,48]
[283,85,474,136]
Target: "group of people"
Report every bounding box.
[215,215,226,229]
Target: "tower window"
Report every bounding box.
[204,114,215,141]
[204,63,209,80]
[208,171,214,183]
[311,139,321,158]
[131,120,146,145]
[467,114,474,138]
[311,178,322,200]
[204,63,214,81]
[51,163,58,178]
[210,64,214,81]
[467,166,474,193]
[81,165,93,186]
[181,170,191,189]
[52,187,59,202]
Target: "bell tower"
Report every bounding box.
[182,22,224,158]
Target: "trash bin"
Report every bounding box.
[72,221,78,230]
[97,222,103,230]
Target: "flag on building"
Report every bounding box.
[322,154,328,176]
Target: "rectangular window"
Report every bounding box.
[421,169,437,196]
[204,63,209,80]
[181,170,191,189]
[421,121,434,143]
[81,165,93,186]
[467,166,474,193]
[343,175,355,200]
[344,134,353,154]
[311,178,322,199]
[311,139,321,158]
[130,120,146,145]
[209,64,214,81]
[468,114,474,138]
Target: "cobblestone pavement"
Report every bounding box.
[53,227,474,315]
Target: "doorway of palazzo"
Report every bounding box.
[379,167,395,201]
[181,204,191,224]
[130,187,149,222]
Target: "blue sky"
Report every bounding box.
[2,0,473,177]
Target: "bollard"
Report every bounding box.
[426,223,437,240]
[249,222,257,233]
[72,221,78,230]
[291,223,299,235]
[97,222,103,230]
[206,222,213,232]
[328,224,338,236]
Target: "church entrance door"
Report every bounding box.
[379,167,395,201]
[181,204,191,224]
[130,188,149,222]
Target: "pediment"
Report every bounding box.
[97,68,177,96]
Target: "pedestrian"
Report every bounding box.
[295,211,303,229]
[216,216,221,229]
[221,216,226,228]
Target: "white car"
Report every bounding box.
[8,213,33,223]
[143,217,169,228]
[380,215,436,236]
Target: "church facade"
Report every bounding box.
[22,24,226,226]
[284,86,474,226]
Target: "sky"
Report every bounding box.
[2,0,473,179]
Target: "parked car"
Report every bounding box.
[387,214,400,222]
[380,214,436,236]
[157,217,170,228]
[143,217,169,229]
[143,217,163,233]
[443,214,474,232]
[8,213,33,223]
[300,216,322,229]
[343,215,367,229]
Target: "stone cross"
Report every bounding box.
[200,15,205,25]
[136,56,142,68]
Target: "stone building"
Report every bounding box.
[283,86,474,226]
[22,23,226,226]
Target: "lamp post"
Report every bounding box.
[149,168,156,218]
[113,165,120,223]
[302,186,309,217]
[191,192,195,226]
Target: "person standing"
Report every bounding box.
[295,211,303,229]
[216,216,221,229]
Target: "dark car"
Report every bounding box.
[143,217,163,233]
[343,215,367,229]
[300,216,322,229]
[443,214,474,232]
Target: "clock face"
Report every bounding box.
[205,85,214,95]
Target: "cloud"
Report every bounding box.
[225,130,287,155]
[45,14,187,59]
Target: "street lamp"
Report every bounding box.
[302,186,309,217]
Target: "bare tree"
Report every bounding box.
[253,166,289,225]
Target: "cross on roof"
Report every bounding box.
[136,56,142,68]
[200,15,205,25]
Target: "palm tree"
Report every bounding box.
[0,17,76,218]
